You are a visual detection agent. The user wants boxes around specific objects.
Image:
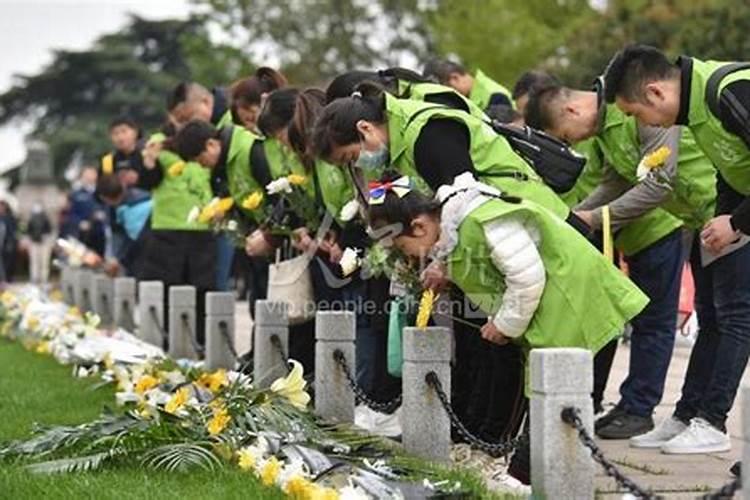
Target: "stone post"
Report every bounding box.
[113,277,136,331]
[138,281,164,348]
[315,310,356,424]
[402,326,452,462]
[530,348,595,500]
[92,274,114,326]
[168,286,198,360]
[253,300,289,389]
[205,292,235,370]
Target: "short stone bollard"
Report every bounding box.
[168,286,199,360]
[530,348,595,500]
[74,268,94,312]
[60,266,75,305]
[113,277,136,331]
[205,292,236,370]
[315,310,356,424]
[254,300,289,389]
[92,274,114,326]
[138,281,165,348]
[402,326,452,462]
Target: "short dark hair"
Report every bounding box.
[512,71,560,100]
[167,82,190,111]
[603,44,679,103]
[325,71,380,103]
[524,84,570,130]
[95,174,124,201]
[422,58,467,84]
[312,82,386,161]
[486,104,521,124]
[173,120,218,160]
[109,115,139,131]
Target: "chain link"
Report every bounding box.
[148,306,169,343]
[217,320,237,359]
[561,407,659,499]
[425,371,520,457]
[269,335,291,373]
[333,349,402,414]
[179,313,205,358]
[700,477,741,500]
[99,293,112,325]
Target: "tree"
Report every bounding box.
[0,15,252,177]
[549,0,750,88]
[426,0,596,87]
[193,0,434,83]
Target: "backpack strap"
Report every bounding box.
[249,140,273,189]
[705,62,750,119]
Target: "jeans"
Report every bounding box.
[618,229,684,417]
[215,234,235,291]
[674,235,750,432]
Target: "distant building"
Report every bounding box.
[8,141,65,222]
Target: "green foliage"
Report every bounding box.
[141,443,222,472]
[427,0,596,87]
[193,0,433,83]
[0,15,252,177]
[550,0,750,87]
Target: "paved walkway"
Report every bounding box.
[597,337,746,498]
[231,302,745,498]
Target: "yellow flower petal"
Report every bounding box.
[416,289,436,330]
[168,161,186,177]
[242,192,264,211]
[164,387,190,414]
[287,174,307,186]
[236,447,258,471]
[206,406,231,435]
[260,456,281,486]
[134,374,159,394]
[643,146,671,169]
[217,197,234,213]
[198,369,229,393]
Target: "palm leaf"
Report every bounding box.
[141,442,221,472]
[25,449,123,474]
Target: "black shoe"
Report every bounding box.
[596,412,654,440]
[594,405,627,432]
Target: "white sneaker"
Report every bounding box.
[630,416,687,448]
[661,417,731,454]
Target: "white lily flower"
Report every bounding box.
[339,199,360,222]
[339,247,361,277]
[226,219,238,232]
[636,159,650,182]
[266,177,292,195]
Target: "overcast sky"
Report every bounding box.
[0,0,192,172]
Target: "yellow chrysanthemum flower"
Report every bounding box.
[416,289,436,330]
[35,341,50,355]
[68,306,81,317]
[217,197,234,212]
[168,161,186,177]
[236,447,258,471]
[287,174,307,186]
[206,406,231,435]
[285,476,319,498]
[27,316,40,330]
[242,192,264,211]
[0,290,15,307]
[643,146,671,169]
[260,456,282,486]
[198,205,217,224]
[270,360,311,410]
[164,387,190,414]
[134,374,159,394]
[197,369,229,393]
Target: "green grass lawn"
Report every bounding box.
[0,340,286,500]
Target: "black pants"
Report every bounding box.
[139,229,217,347]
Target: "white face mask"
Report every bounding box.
[354,141,388,170]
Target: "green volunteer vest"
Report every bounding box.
[469,69,513,110]
[598,105,715,229]
[386,94,570,219]
[223,126,264,221]
[314,160,355,225]
[561,139,604,207]
[216,110,234,129]
[396,79,488,120]
[448,198,648,357]
[687,58,750,194]
[148,133,212,231]
[593,106,684,252]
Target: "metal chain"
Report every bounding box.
[148,306,169,343]
[561,407,659,499]
[179,313,205,358]
[217,320,237,359]
[425,371,520,457]
[269,335,291,373]
[333,349,402,414]
[120,300,134,331]
[99,293,112,325]
[701,477,741,500]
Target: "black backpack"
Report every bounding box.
[705,61,750,147]
[486,120,586,194]
[404,105,586,194]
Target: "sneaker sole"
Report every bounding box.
[661,443,731,455]
[630,440,672,449]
